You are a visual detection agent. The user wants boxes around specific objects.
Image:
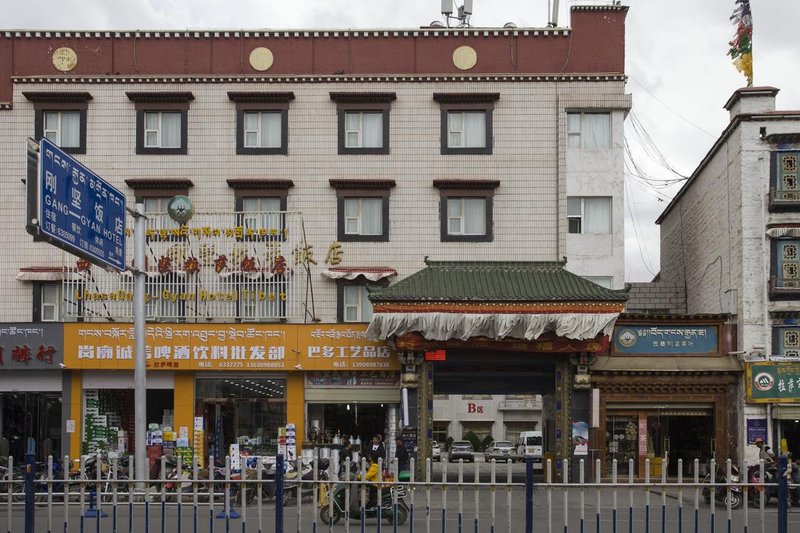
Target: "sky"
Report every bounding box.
[4,0,799,282]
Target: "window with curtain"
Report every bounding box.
[342,285,374,322]
[242,197,283,236]
[144,197,180,232]
[567,112,611,149]
[344,112,383,148]
[43,111,80,148]
[144,111,182,148]
[343,198,383,236]
[775,327,800,357]
[446,198,487,236]
[243,112,282,148]
[447,111,486,148]
[40,283,61,322]
[567,196,611,234]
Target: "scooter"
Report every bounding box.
[319,478,409,525]
[748,462,800,507]
[282,458,329,506]
[702,464,743,509]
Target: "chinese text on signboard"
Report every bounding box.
[614,326,718,354]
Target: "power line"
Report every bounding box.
[628,75,718,139]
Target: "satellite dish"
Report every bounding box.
[503,22,517,29]
[430,20,445,28]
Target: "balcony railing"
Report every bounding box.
[61,211,311,322]
[498,397,543,411]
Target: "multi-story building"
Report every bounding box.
[654,86,800,462]
[0,4,630,468]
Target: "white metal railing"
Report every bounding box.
[1,454,795,533]
[61,211,312,322]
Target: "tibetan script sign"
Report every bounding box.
[613,325,718,354]
[63,323,399,372]
[746,362,800,403]
[0,323,63,370]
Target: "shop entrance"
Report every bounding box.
[307,403,388,445]
[0,392,61,462]
[779,419,800,457]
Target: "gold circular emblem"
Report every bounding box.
[249,47,274,72]
[52,47,78,72]
[452,46,477,70]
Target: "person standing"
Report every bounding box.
[368,434,386,464]
[755,438,775,465]
[395,437,410,471]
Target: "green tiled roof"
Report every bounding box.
[368,261,629,303]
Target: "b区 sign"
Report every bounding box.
[63,323,399,372]
[613,325,718,354]
[0,323,64,369]
[747,362,800,403]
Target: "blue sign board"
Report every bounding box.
[38,138,126,271]
[613,325,718,354]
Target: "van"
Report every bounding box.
[516,431,544,470]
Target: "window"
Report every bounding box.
[344,198,383,236]
[127,92,193,155]
[229,92,294,155]
[775,240,800,289]
[40,283,60,322]
[434,180,499,242]
[770,150,800,209]
[434,93,499,155]
[447,111,486,149]
[774,327,800,357]
[227,178,293,241]
[33,282,81,322]
[343,285,373,322]
[242,197,284,238]
[143,112,182,149]
[330,92,395,155]
[567,197,612,234]
[24,92,92,155]
[446,198,486,236]
[330,179,394,242]
[567,112,611,149]
[238,276,286,322]
[144,197,180,232]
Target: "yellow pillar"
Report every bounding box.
[173,372,195,438]
[68,371,82,459]
[286,372,305,452]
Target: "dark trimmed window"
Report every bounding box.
[330,179,395,242]
[126,92,193,155]
[228,92,294,155]
[24,92,92,154]
[770,150,800,211]
[433,93,499,155]
[434,180,499,242]
[773,325,800,358]
[228,179,293,241]
[330,92,396,155]
[125,178,194,236]
[336,278,389,323]
[32,281,82,322]
[770,239,800,299]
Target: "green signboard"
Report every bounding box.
[747,362,800,403]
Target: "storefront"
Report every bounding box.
[62,323,400,462]
[592,315,740,478]
[0,323,65,462]
[746,362,800,458]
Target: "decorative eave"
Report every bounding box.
[571,4,629,12]
[227,91,295,103]
[329,179,396,190]
[226,178,294,190]
[125,178,195,190]
[723,86,780,111]
[432,179,500,190]
[22,91,93,103]
[763,133,800,144]
[125,91,194,103]
[17,266,75,281]
[329,92,397,104]
[433,92,500,104]
[321,267,397,282]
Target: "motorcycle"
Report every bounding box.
[748,463,800,507]
[702,464,743,509]
[282,458,330,506]
[319,478,409,525]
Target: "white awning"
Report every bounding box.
[366,312,620,341]
[321,267,397,282]
[766,227,800,238]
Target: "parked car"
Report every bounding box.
[484,441,517,462]
[432,441,442,462]
[448,441,475,463]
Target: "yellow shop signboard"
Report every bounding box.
[63,323,399,372]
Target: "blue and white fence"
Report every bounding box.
[0,453,795,533]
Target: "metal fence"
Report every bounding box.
[0,453,795,533]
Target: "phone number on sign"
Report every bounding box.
[350,361,391,369]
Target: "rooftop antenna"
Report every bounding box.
[548,0,560,27]
[441,0,473,28]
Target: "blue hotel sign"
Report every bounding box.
[613,325,718,354]
[38,138,126,271]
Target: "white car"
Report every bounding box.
[432,440,442,462]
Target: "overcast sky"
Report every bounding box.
[4,0,799,281]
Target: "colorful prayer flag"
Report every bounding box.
[728,0,753,86]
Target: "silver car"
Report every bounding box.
[448,440,475,463]
[432,440,441,462]
[484,441,517,462]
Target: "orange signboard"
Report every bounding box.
[63,323,399,372]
